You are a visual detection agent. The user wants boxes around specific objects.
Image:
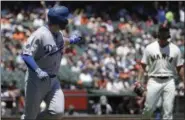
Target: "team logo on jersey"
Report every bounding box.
[150,54,174,63]
[44,45,56,54]
[44,44,63,56]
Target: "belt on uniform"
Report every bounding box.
[150,76,172,79]
[49,74,56,78]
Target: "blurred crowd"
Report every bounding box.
[1,1,184,117]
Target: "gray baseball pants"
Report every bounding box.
[22,71,64,120]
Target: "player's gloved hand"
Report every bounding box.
[69,31,83,44]
[134,82,146,97]
[35,68,50,81]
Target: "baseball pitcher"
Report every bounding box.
[21,6,82,120]
[136,24,184,119]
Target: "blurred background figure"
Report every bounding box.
[117,96,141,115]
[1,80,21,116]
[94,95,112,115]
[65,105,79,116]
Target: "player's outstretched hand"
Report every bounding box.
[35,68,50,81]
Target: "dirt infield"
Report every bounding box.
[2,114,184,120]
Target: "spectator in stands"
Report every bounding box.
[106,76,125,93]
[165,10,175,24]
[65,105,79,116]
[96,75,108,89]
[81,13,89,25]
[73,9,83,26]
[177,82,184,96]
[105,20,114,32]
[94,95,112,115]
[71,62,81,73]
[33,14,44,29]
[157,6,166,24]
[87,17,99,33]
[179,6,184,23]
[12,27,26,42]
[1,80,21,116]
[146,16,154,27]
[1,101,6,116]
[16,10,24,23]
[79,68,93,83]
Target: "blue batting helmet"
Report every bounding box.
[47,6,70,25]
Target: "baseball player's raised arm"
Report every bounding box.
[21,33,40,71]
[61,31,82,46]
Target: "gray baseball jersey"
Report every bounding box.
[22,25,64,75]
[22,25,65,120]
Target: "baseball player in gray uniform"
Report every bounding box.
[21,6,82,120]
[137,24,184,120]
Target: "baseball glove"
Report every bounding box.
[134,82,146,97]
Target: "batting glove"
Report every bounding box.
[35,68,50,81]
[69,35,82,44]
[69,32,82,44]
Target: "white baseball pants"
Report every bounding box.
[142,77,176,120]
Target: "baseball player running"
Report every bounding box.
[136,24,184,120]
[21,6,82,120]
